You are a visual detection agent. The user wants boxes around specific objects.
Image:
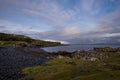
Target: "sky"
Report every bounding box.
[0,0,120,44]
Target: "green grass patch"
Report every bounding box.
[22,53,120,80]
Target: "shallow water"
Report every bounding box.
[42,44,120,52]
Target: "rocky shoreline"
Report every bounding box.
[21,47,120,80]
[0,46,120,80]
[0,47,47,80]
[51,47,120,61]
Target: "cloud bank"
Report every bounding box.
[0,0,120,44]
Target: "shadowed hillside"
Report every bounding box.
[0,33,61,47]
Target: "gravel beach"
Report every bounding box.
[0,47,47,80]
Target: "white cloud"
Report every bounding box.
[44,39,69,44]
[102,33,120,37]
[0,21,42,33]
[62,26,81,36]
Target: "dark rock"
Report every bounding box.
[65,61,77,66]
[0,47,47,80]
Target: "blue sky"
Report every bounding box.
[0,0,120,44]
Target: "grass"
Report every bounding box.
[0,41,27,46]
[22,52,120,80]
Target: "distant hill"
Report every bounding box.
[0,33,61,47]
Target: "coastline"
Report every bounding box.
[0,46,120,80]
[42,44,120,52]
[0,47,47,80]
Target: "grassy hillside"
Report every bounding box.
[0,33,61,47]
[22,48,120,80]
[0,33,32,42]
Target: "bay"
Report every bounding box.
[42,44,120,52]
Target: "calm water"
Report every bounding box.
[42,44,120,52]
